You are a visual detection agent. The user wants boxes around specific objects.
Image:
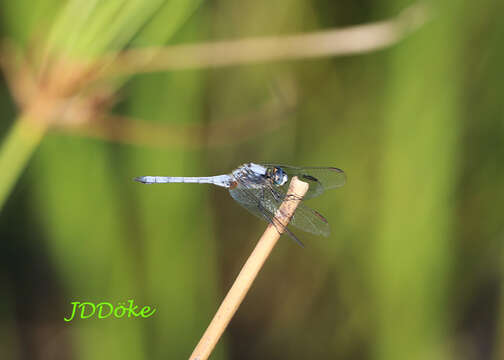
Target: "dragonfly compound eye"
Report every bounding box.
[273,167,288,186]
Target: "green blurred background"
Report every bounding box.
[0,0,503,359]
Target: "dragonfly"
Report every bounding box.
[135,163,345,246]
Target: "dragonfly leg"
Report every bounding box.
[284,193,303,201]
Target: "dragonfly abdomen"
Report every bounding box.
[134,175,232,187]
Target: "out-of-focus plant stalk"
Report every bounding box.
[373,1,462,360]
[0,116,47,210]
[107,2,429,76]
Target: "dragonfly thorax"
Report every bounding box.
[231,163,288,189]
[231,163,267,189]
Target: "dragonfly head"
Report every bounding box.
[270,166,288,186]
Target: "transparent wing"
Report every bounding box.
[229,181,330,242]
[229,185,305,245]
[290,201,330,237]
[261,164,346,200]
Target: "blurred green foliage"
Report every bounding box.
[1,1,503,360]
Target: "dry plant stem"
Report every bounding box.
[189,177,309,360]
[110,3,428,76]
[52,98,294,149]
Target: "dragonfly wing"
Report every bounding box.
[260,164,346,199]
[290,202,330,237]
[229,182,330,239]
[229,184,305,245]
[229,186,273,222]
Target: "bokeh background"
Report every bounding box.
[0,0,503,359]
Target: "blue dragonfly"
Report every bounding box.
[135,163,345,245]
